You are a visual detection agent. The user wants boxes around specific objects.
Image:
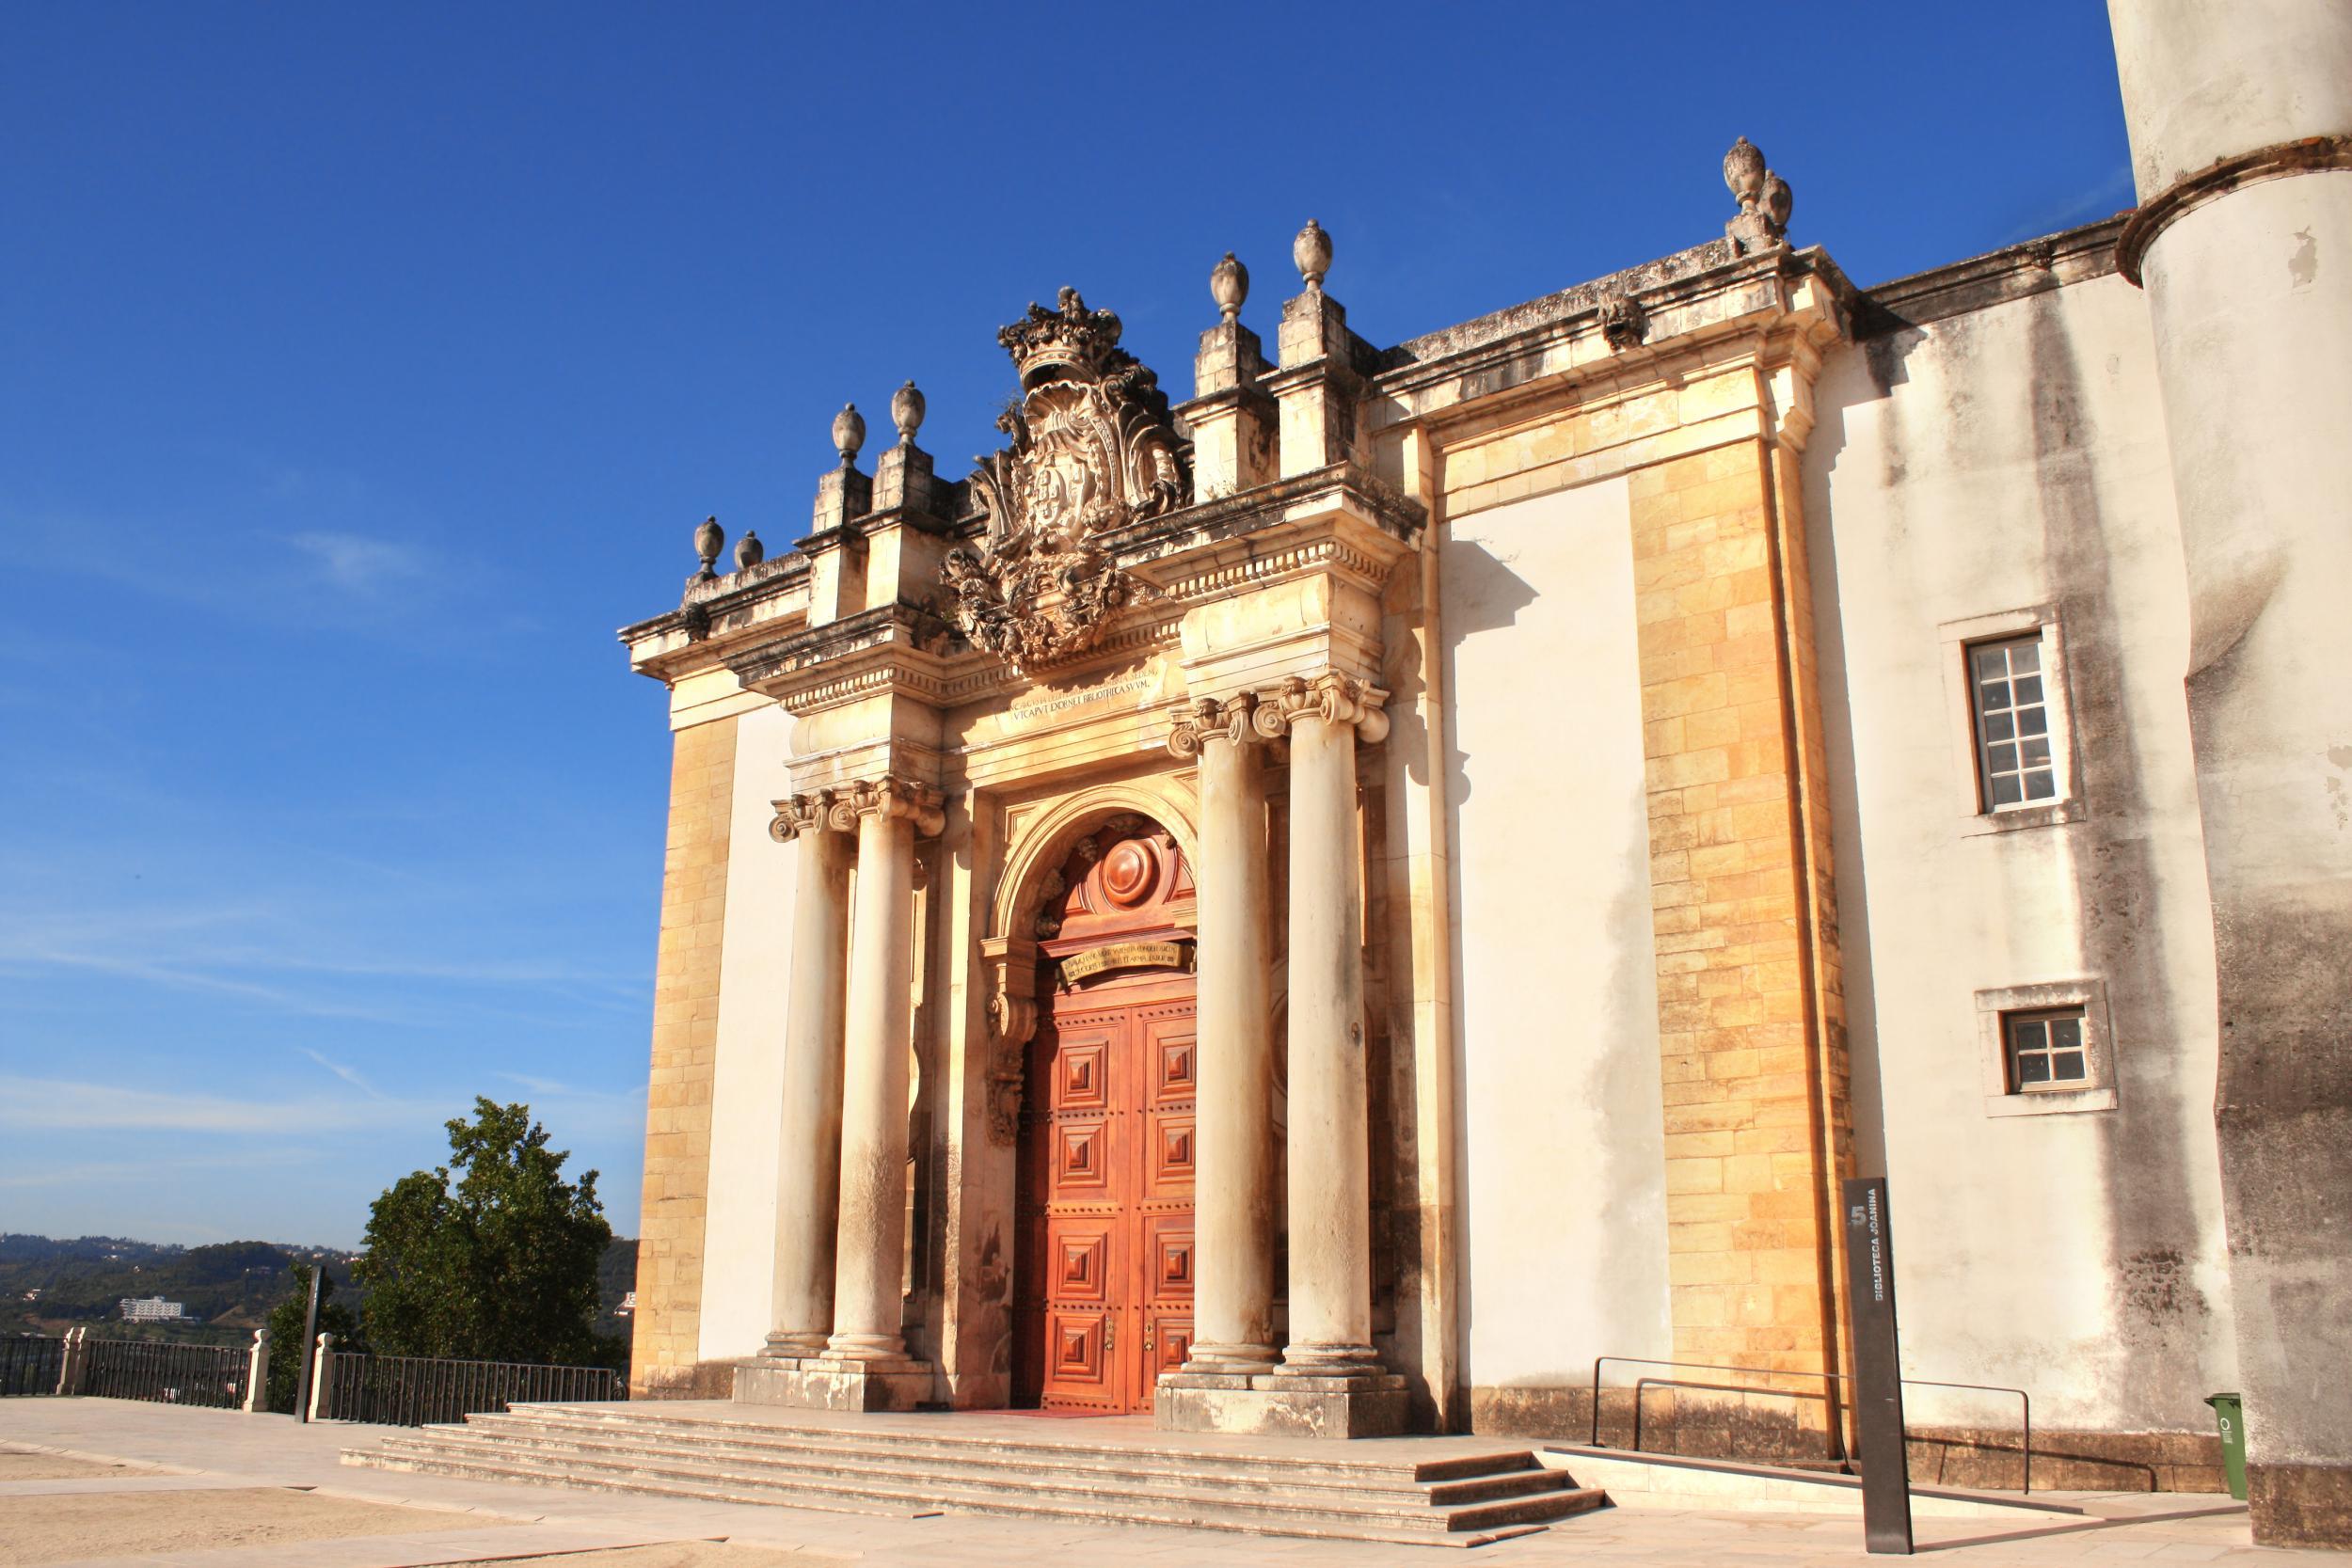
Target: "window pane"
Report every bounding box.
[1992,774,2023,804]
[2011,1020,2046,1052]
[2014,674,2043,705]
[1979,680,2010,710]
[2010,641,2040,672]
[2021,736,2052,768]
[2052,1051,2088,1081]
[2019,706,2048,736]
[2016,1053,2051,1085]
[2051,1017,2082,1050]
[1990,743,2018,772]
[1973,645,2007,678]
[1985,712,2015,741]
[2025,771,2057,800]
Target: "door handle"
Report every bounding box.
[1104,1315,1115,1351]
[1144,1323,1155,1352]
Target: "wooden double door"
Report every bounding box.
[1012,980,1197,1414]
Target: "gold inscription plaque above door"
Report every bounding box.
[1060,941,1193,986]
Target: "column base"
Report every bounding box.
[760,1331,828,1358]
[1153,1370,1410,1438]
[733,1354,933,1413]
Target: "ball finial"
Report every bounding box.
[1293,219,1331,292]
[692,515,723,579]
[831,403,866,467]
[891,380,926,446]
[1210,251,1249,323]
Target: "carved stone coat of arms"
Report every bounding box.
[941,288,1192,669]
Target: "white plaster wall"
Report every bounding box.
[696,702,798,1361]
[1804,270,2236,1431]
[1442,475,1674,1389]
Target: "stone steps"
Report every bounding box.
[342,1403,1608,1545]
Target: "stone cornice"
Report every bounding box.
[1857,215,2126,333]
[1108,466,1423,598]
[2117,135,2352,286]
[618,552,812,683]
[725,602,960,715]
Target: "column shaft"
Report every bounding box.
[1280,711,1379,1371]
[1186,731,1279,1370]
[825,807,916,1362]
[766,827,850,1356]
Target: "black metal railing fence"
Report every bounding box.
[83,1338,249,1408]
[0,1337,67,1397]
[316,1352,623,1427]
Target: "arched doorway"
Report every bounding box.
[1010,815,1197,1415]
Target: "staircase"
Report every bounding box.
[343,1402,1608,1546]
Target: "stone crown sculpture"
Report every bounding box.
[941,287,1194,671]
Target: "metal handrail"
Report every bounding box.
[317,1351,625,1428]
[1589,1354,2033,1494]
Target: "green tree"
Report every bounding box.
[355,1098,617,1369]
[262,1263,361,1413]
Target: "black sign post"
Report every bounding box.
[1842,1177,1914,1554]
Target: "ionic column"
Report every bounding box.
[1168,697,1279,1372]
[1263,673,1389,1373]
[823,775,944,1364]
[763,792,853,1357]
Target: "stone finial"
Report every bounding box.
[1724,135,1792,254]
[1293,219,1331,292]
[1211,251,1248,322]
[891,380,926,446]
[832,403,866,467]
[735,529,764,571]
[692,515,723,579]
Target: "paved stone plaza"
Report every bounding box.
[0,1401,2330,1566]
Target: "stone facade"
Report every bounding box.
[612,3,2352,1545]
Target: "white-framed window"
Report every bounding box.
[1968,636,2058,810]
[1938,608,2083,834]
[1976,981,2117,1117]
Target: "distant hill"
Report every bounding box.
[2,1233,640,1347]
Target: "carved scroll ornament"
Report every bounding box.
[942,288,1193,670]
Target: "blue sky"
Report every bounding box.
[0,4,2136,1247]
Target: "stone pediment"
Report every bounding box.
[942,288,1192,671]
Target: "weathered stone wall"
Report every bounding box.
[628,710,737,1397]
[1803,242,2237,1437]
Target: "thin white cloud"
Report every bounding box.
[302,1048,383,1100]
[0,1075,426,1134]
[2005,164,2136,244]
[285,531,429,594]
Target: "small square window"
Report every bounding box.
[1977,982,2115,1116]
[1969,635,2059,811]
[2004,1008,2090,1092]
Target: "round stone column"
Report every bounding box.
[764,797,852,1357]
[1271,675,1387,1375]
[2109,2,2352,1544]
[823,778,939,1364]
[1173,699,1279,1372]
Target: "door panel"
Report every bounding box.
[1015,993,1196,1415]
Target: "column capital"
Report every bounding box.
[1250,673,1390,745]
[1164,693,1265,761]
[770,788,856,842]
[848,774,946,836]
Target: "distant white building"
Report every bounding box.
[117,1296,188,1322]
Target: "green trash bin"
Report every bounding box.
[2205,1393,2248,1501]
